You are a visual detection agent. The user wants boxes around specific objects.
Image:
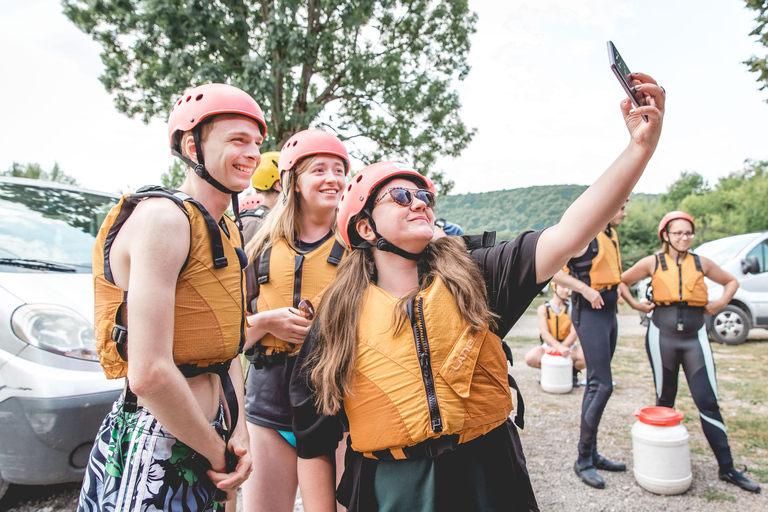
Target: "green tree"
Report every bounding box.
[662,170,708,207]
[2,162,80,185]
[745,0,768,100]
[62,0,477,189]
[161,160,187,189]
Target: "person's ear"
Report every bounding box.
[184,134,199,165]
[356,217,376,243]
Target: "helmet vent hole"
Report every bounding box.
[177,100,182,105]
[347,184,352,191]
[196,94,204,101]
[185,95,192,102]
[356,175,363,182]
[292,141,298,146]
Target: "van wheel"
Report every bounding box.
[708,305,751,345]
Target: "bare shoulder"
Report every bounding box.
[123,198,191,267]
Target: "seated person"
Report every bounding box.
[525,283,586,386]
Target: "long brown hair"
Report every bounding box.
[306,230,498,416]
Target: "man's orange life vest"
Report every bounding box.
[651,252,708,306]
[567,228,622,290]
[544,301,571,342]
[93,187,246,380]
[255,236,345,354]
[344,277,513,459]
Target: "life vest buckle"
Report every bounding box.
[111,324,128,360]
[213,256,229,269]
[676,323,684,332]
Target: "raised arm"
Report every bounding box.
[535,74,665,283]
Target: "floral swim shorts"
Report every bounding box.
[78,396,224,512]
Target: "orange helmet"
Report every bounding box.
[239,193,264,211]
[277,130,349,192]
[658,211,695,242]
[168,83,266,153]
[337,162,427,250]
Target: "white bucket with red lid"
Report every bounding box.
[540,349,572,394]
[631,406,691,495]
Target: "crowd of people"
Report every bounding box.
[77,73,760,512]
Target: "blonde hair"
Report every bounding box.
[306,233,498,416]
[245,155,342,259]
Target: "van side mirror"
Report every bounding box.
[741,255,761,275]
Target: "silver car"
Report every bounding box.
[0,177,122,498]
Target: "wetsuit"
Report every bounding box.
[567,227,621,451]
[291,231,546,512]
[648,254,733,467]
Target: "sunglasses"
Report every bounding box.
[374,187,436,209]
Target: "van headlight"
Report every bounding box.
[11,304,98,361]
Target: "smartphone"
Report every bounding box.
[607,41,648,122]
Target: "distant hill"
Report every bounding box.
[434,184,589,240]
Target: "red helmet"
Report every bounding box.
[277,130,350,184]
[240,193,264,211]
[658,211,695,242]
[168,83,266,153]
[423,175,437,194]
[337,162,427,249]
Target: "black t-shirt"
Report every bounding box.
[290,229,547,459]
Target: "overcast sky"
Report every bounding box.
[1,0,766,196]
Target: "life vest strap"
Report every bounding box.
[258,238,345,285]
[370,434,461,461]
[462,231,496,251]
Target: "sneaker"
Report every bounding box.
[719,465,761,493]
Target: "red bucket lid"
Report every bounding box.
[634,406,684,426]
[545,349,563,356]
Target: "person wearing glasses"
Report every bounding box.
[619,211,760,493]
[241,130,350,512]
[286,74,666,512]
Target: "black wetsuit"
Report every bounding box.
[647,305,733,467]
[567,233,620,449]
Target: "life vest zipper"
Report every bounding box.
[408,296,443,434]
[676,255,683,301]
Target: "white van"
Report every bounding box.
[636,231,768,345]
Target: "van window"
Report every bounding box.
[746,241,768,273]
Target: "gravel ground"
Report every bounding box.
[2,312,766,512]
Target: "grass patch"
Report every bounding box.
[698,488,736,502]
[748,465,768,484]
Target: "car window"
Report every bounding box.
[745,241,768,273]
[694,233,758,266]
[0,182,117,271]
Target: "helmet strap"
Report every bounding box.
[170,126,239,196]
[360,212,430,261]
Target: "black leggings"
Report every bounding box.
[647,305,733,467]
[573,304,618,446]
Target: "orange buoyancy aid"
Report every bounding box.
[255,236,345,355]
[651,252,708,306]
[345,277,513,459]
[568,228,622,290]
[93,188,246,379]
[545,301,571,342]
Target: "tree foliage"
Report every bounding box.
[62,0,477,189]
[161,160,187,189]
[745,0,768,100]
[2,162,80,185]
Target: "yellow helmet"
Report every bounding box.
[251,151,281,190]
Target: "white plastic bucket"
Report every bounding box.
[540,350,572,394]
[631,407,692,495]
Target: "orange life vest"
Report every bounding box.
[651,252,708,306]
[345,277,513,459]
[93,188,246,379]
[544,301,571,342]
[567,228,622,290]
[255,235,345,354]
